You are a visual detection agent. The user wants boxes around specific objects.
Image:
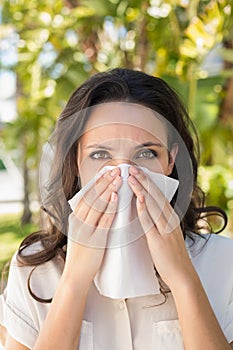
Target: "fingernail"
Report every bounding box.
[130,166,139,174]
[111,192,118,202]
[110,168,119,177]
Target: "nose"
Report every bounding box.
[107,158,136,167]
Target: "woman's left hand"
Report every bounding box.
[128,166,197,291]
[128,165,233,350]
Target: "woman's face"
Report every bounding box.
[77,102,177,186]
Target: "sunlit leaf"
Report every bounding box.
[180,38,199,58]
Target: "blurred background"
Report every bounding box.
[0,0,233,272]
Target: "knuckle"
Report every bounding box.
[68,212,80,226]
[166,212,180,233]
[138,210,153,234]
[94,196,108,211]
[98,215,111,229]
[138,171,147,181]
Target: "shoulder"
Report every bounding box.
[187,233,233,259]
[187,233,233,284]
[9,241,64,274]
[200,233,233,250]
[206,233,233,249]
[7,242,64,300]
[1,244,64,348]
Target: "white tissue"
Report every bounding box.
[69,164,179,299]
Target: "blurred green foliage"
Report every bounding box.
[0,214,38,272]
[1,0,233,231]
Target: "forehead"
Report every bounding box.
[82,102,168,144]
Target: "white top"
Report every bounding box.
[1,233,233,349]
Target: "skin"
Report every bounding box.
[5,102,233,349]
[77,102,176,185]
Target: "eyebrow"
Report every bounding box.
[85,142,164,150]
[85,144,114,150]
[135,142,164,149]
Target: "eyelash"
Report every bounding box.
[89,150,112,160]
[89,149,158,160]
[135,149,158,159]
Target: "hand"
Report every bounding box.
[63,168,122,287]
[128,166,196,290]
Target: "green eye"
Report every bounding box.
[136,149,158,159]
[90,150,111,159]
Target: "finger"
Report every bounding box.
[75,168,121,214]
[97,191,118,229]
[90,192,119,248]
[80,191,119,249]
[128,166,172,215]
[84,176,122,227]
[73,168,121,218]
[71,174,121,241]
[128,174,165,220]
[68,169,121,244]
[68,212,94,243]
[163,210,180,234]
[129,174,179,234]
[135,194,157,236]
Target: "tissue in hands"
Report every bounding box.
[68,164,179,299]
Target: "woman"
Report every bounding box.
[1,68,233,349]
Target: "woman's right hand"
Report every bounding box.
[63,168,122,288]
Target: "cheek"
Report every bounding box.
[135,153,170,174]
[78,160,93,187]
[78,156,106,187]
[161,155,173,176]
[138,160,169,174]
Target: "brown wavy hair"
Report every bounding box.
[17,68,227,301]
